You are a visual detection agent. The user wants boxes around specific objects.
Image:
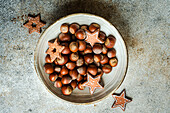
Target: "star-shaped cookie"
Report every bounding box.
[46,39,65,62]
[85,29,104,47]
[24,14,45,34]
[112,89,132,111]
[82,73,103,95]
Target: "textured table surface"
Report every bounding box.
[0,0,169,113]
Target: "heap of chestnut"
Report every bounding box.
[44,23,118,95]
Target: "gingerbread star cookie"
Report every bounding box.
[82,73,103,95]
[112,89,132,111]
[46,39,65,62]
[24,14,45,34]
[85,29,104,47]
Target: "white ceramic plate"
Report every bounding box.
[34,13,127,104]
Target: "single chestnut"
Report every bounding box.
[99,31,106,41]
[84,45,92,54]
[100,55,109,65]
[44,63,54,74]
[61,43,71,54]
[69,41,79,52]
[59,33,71,41]
[69,23,80,34]
[60,66,69,75]
[66,62,76,70]
[61,75,72,84]
[78,82,85,90]
[77,66,87,75]
[60,23,69,33]
[70,80,77,89]
[89,23,100,32]
[87,65,98,76]
[45,54,53,63]
[54,78,62,88]
[78,41,86,51]
[69,69,78,80]
[94,54,101,63]
[102,65,112,74]
[107,48,116,58]
[105,35,116,48]
[69,52,79,61]
[81,25,88,30]
[49,73,58,82]
[77,74,83,82]
[93,44,102,54]
[109,58,118,67]
[54,66,61,73]
[76,57,84,67]
[61,85,73,95]
[84,54,94,64]
[57,56,68,65]
[102,45,108,54]
[75,29,86,40]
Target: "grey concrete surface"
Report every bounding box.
[0,0,169,113]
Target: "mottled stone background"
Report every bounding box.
[0,0,169,113]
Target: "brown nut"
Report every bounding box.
[61,43,71,54]
[109,58,118,67]
[60,66,69,75]
[84,45,92,54]
[105,35,116,48]
[70,80,77,89]
[45,54,53,63]
[54,66,61,73]
[66,62,76,70]
[100,55,109,65]
[57,56,68,65]
[49,73,58,82]
[76,57,84,67]
[107,48,116,58]
[77,74,83,82]
[69,52,79,61]
[89,23,100,32]
[61,85,73,95]
[60,23,69,33]
[44,63,54,74]
[84,54,94,64]
[99,31,106,41]
[69,41,79,52]
[77,66,87,75]
[75,29,86,40]
[61,75,72,84]
[69,69,78,80]
[78,82,85,90]
[59,33,71,41]
[102,45,108,54]
[69,23,80,34]
[81,25,88,30]
[87,65,98,76]
[78,41,86,51]
[93,44,102,54]
[94,54,101,63]
[102,65,112,74]
[54,78,62,88]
